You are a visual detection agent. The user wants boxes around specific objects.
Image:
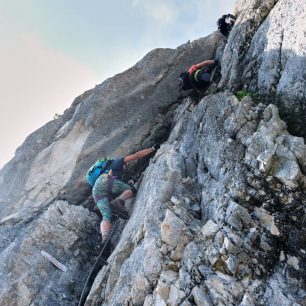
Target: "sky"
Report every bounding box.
[0,0,236,169]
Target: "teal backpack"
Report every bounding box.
[86,158,113,187]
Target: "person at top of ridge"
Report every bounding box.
[217,13,236,38]
[178,14,236,92]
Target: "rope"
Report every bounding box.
[174,98,194,126]
[78,98,194,305]
[78,218,120,306]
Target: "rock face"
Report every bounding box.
[220,0,306,138]
[0,0,306,305]
[221,0,306,98]
[0,201,100,306]
[0,32,222,223]
[86,93,306,306]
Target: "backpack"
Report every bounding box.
[193,66,212,83]
[179,72,193,90]
[187,65,214,90]
[86,158,113,187]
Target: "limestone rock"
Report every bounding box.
[221,0,306,99]
[161,209,192,255]
[253,208,280,236]
[201,219,219,239]
[0,201,100,306]
[0,32,222,222]
[221,0,306,138]
[192,286,212,306]
[0,1,306,305]
[240,293,255,306]
[246,104,306,188]
[167,285,185,306]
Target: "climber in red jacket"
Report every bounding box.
[179,59,219,91]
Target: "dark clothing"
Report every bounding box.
[105,158,125,180]
[188,60,219,91]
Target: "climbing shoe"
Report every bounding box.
[110,199,129,220]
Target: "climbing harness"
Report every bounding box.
[78,218,120,306]
[93,171,115,203]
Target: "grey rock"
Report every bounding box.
[225,255,238,275]
[245,104,306,188]
[223,237,243,255]
[0,32,223,222]
[221,0,306,99]
[161,209,192,256]
[253,208,280,236]
[240,293,255,306]
[205,274,244,305]
[167,284,186,306]
[158,270,178,285]
[0,1,306,305]
[263,267,306,306]
[0,201,100,306]
[225,200,254,231]
[192,286,213,306]
[143,294,154,306]
[201,219,219,240]
[243,228,260,251]
[178,268,192,292]
[206,245,220,266]
[180,300,193,306]
[181,241,201,273]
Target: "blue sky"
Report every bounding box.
[0,0,236,168]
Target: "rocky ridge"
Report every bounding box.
[86,92,306,306]
[0,0,305,305]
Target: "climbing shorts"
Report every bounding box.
[92,174,132,222]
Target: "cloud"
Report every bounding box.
[132,0,179,28]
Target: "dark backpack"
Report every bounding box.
[179,72,193,90]
[86,158,113,187]
[188,64,215,91]
[193,67,212,83]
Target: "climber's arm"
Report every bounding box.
[124,144,160,163]
[188,59,217,73]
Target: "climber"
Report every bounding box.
[217,13,236,37]
[89,144,160,243]
[179,58,219,91]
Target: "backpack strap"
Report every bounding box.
[97,159,113,172]
[88,159,113,176]
[107,175,116,194]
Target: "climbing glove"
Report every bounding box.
[188,65,198,74]
[152,143,161,151]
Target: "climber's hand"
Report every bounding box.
[151,143,161,152]
[188,65,198,74]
